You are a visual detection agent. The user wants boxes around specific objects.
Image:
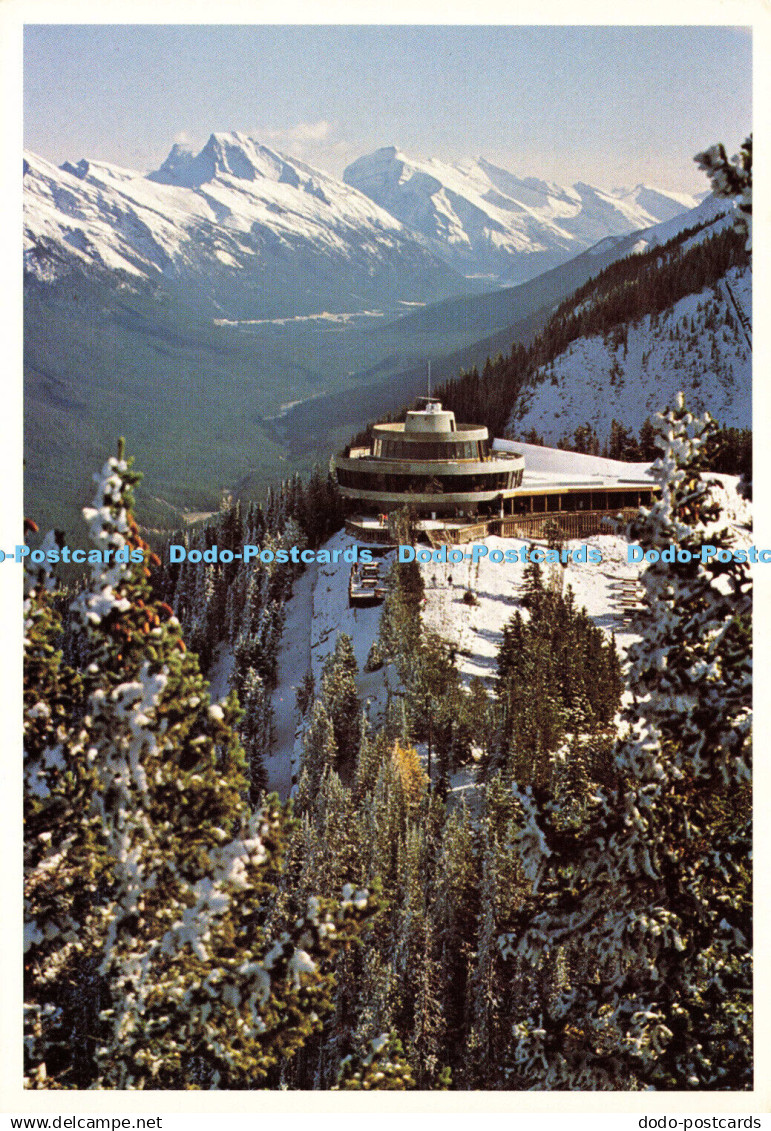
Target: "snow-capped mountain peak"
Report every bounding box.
[344,147,703,284]
[148,131,304,189]
[148,141,195,184]
[618,183,705,222]
[23,137,463,312]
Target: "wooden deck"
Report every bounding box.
[345,519,396,546]
[496,507,639,541]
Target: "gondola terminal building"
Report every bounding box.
[334,398,658,542]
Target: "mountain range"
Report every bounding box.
[23,131,734,537]
[344,146,703,283]
[24,133,461,317]
[25,132,703,306]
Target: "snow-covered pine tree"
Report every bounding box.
[24,444,376,1089]
[464,774,527,1089]
[379,549,424,664]
[354,748,410,903]
[294,667,315,721]
[349,949,398,1059]
[314,767,359,895]
[404,629,461,791]
[354,716,398,808]
[407,916,445,1087]
[296,699,338,807]
[320,634,361,772]
[501,398,752,1089]
[695,135,752,250]
[333,1032,417,1090]
[238,666,272,805]
[23,534,106,1087]
[433,802,477,1078]
[520,557,544,611]
[464,830,500,1089]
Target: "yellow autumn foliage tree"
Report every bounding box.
[391,741,428,808]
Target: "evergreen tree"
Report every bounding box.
[433,803,477,1078]
[501,399,752,1089]
[320,633,361,774]
[407,916,445,1087]
[520,558,544,612]
[333,1032,416,1090]
[607,419,640,462]
[23,535,102,1087]
[638,417,660,462]
[24,445,375,1089]
[405,630,461,790]
[295,667,315,720]
[353,716,384,803]
[297,700,338,807]
[695,135,752,249]
[465,829,501,1089]
[238,666,272,805]
[379,541,424,665]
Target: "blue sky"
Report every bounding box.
[24,24,751,192]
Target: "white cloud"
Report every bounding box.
[257,120,354,174]
[286,120,332,143]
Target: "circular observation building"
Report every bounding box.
[334,399,524,520]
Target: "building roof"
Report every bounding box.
[493,438,656,489]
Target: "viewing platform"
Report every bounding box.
[334,398,525,518]
[335,398,658,538]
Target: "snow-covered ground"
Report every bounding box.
[264,529,647,799]
[494,438,653,483]
[252,532,397,796]
[420,532,645,688]
[510,265,751,443]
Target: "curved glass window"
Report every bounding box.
[377,439,488,461]
[337,468,519,493]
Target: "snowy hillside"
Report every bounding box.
[261,538,639,799]
[258,447,749,803]
[582,193,731,263]
[344,147,701,284]
[23,133,462,312]
[510,265,751,442]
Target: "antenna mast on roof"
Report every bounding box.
[427,360,431,399]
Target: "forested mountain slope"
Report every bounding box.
[428,219,750,444]
[511,265,750,443]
